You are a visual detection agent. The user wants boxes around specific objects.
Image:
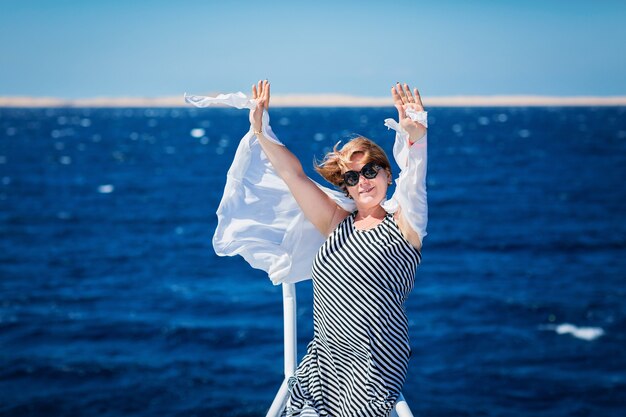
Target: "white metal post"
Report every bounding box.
[282,283,297,376]
[265,283,297,417]
[392,393,415,417]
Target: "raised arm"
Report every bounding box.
[389,82,428,250]
[250,80,348,236]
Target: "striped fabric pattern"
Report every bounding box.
[286,212,421,417]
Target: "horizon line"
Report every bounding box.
[2,94,626,108]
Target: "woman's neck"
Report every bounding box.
[355,204,386,220]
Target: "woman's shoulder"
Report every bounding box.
[324,206,352,236]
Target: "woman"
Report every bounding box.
[247,80,428,416]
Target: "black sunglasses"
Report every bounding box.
[342,162,383,187]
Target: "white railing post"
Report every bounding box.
[282,283,297,376]
[265,283,297,417]
[392,393,414,417]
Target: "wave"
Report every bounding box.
[539,323,605,341]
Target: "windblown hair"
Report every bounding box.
[314,136,392,196]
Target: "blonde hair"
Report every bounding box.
[314,136,392,196]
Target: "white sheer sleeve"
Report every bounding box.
[380,110,428,244]
[185,92,355,284]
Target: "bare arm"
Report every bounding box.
[250,80,348,236]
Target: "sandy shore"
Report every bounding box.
[1,94,626,108]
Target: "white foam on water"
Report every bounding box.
[190,128,205,138]
[540,323,605,341]
[556,324,604,341]
[97,184,114,194]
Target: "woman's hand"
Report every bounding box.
[391,82,427,143]
[250,79,270,132]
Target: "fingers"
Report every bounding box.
[391,85,399,99]
[413,87,424,109]
[391,85,402,104]
[257,80,264,101]
[392,85,406,119]
[395,82,425,111]
[394,82,416,104]
[253,79,270,107]
[253,80,263,99]
[396,82,409,103]
[402,83,415,103]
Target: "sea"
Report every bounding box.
[1,105,625,417]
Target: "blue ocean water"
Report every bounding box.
[1,105,625,417]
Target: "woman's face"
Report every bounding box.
[344,154,389,209]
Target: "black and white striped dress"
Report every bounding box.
[287,211,421,417]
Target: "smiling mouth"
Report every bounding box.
[360,186,374,194]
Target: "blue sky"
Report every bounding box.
[1,0,625,98]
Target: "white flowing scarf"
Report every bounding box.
[185,92,428,285]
